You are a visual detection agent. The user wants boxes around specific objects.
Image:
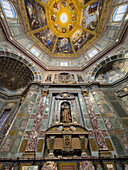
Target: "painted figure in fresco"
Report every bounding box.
[72,29,93,52]
[79,0,90,6]
[54,23,59,30]
[68,24,73,31]
[26,1,34,19]
[34,28,56,51]
[51,13,56,22]
[61,27,67,33]
[53,2,59,12]
[41,0,49,5]
[55,38,73,54]
[69,3,75,12]
[61,103,72,123]
[25,0,47,30]
[87,1,98,15]
[71,14,77,22]
[81,0,103,32]
[61,0,67,7]
[40,6,46,24]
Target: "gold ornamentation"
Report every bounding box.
[41,90,49,96]
[9,130,17,136]
[19,140,28,153]
[37,139,44,152]
[65,135,70,146]
[18,0,111,58]
[90,138,97,151]
[105,138,114,151]
[18,112,24,118]
[81,90,89,97]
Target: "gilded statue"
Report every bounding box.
[61,103,72,123]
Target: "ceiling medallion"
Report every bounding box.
[48,0,79,36]
[60,13,68,23]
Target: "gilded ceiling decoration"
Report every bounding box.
[18,0,110,57]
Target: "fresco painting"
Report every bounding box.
[34,28,56,51]
[96,59,128,84]
[61,0,67,7]
[40,0,49,5]
[71,29,94,52]
[81,0,104,32]
[78,0,91,6]
[24,0,47,30]
[54,38,73,54]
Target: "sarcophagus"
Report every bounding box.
[45,123,89,157]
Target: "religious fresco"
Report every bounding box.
[34,28,56,51]
[71,29,94,52]
[40,0,49,5]
[61,0,67,7]
[96,59,128,84]
[69,3,75,12]
[78,0,91,6]
[18,0,110,57]
[54,38,73,54]
[24,0,47,30]
[81,0,104,32]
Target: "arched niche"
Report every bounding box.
[87,51,128,84]
[95,59,128,84]
[0,56,34,94]
[0,47,42,82]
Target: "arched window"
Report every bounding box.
[30,47,40,57]
[60,61,68,66]
[112,4,127,22]
[88,49,98,58]
[0,0,15,18]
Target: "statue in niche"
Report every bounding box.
[61,102,72,123]
[77,74,84,82]
[45,74,52,83]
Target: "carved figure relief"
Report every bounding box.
[54,73,76,84]
[55,92,75,100]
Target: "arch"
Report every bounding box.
[0,47,42,82]
[87,50,128,84]
[0,0,16,18]
[112,4,128,22]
